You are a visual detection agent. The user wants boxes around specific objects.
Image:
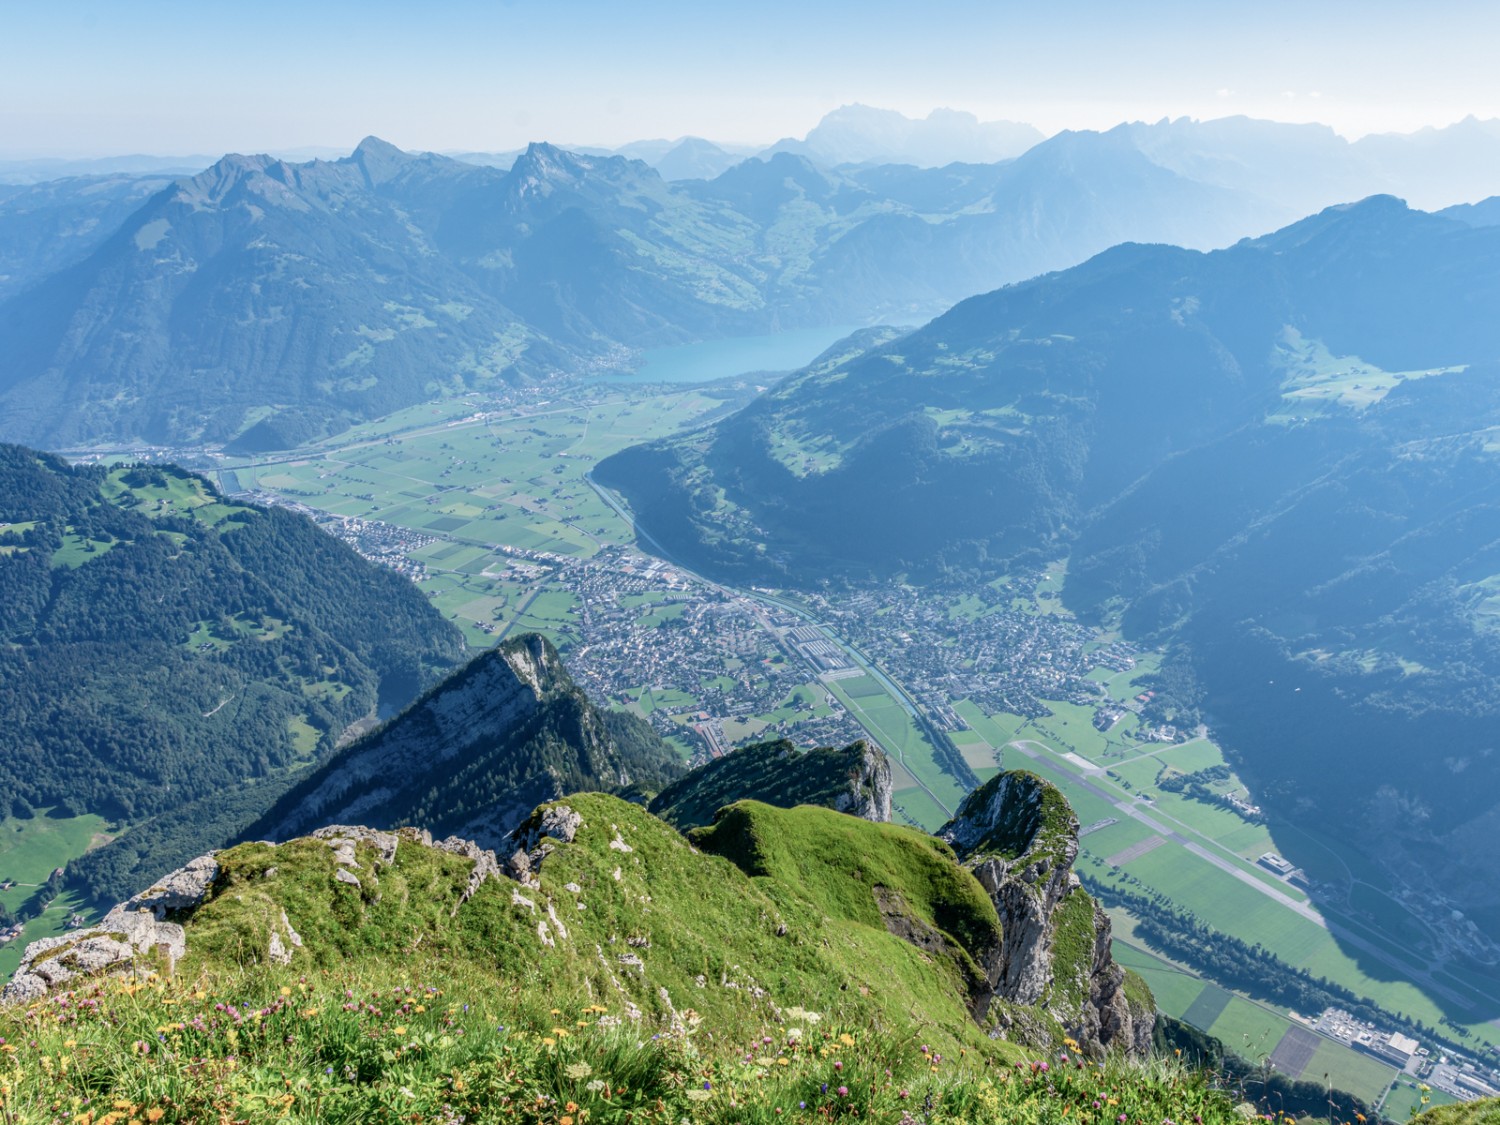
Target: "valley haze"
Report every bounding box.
[2,4,1500,1122]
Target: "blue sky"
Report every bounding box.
[2,0,1498,156]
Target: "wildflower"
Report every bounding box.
[834,1061,843,1071]
[542,1038,556,1047]
[279,987,292,997]
[837,1086,849,1098]
[565,1062,593,1079]
[566,1103,579,1113]
[393,1026,408,1036]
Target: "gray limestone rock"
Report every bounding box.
[832,742,894,823]
[434,835,502,911]
[313,825,400,866]
[3,906,186,1005]
[122,854,219,920]
[939,770,1153,1056]
[503,803,584,880]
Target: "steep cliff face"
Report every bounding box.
[247,634,681,849]
[940,770,1154,1056]
[648,738,893,830]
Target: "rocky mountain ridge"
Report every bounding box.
[6,760,1149,1060]
[247,633,682,851]
[0,128,1435,450]
[648,737,893,829]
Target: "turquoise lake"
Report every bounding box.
[613,325,864,385]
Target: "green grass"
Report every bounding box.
[1111,939,1209,1018]
[825,680,964,816]
[1302,1039,1398,1106]
[1384,1080,1460,1121]
[286,714,322,757]
[0,964,1245,1125]
[0,810,108,912]
[49,531,121,569]
[1203,996,1292,1065]
[890,785,951,831]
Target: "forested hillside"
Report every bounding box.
[0,445,464,895]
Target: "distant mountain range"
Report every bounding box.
[597,196,1500,930]
[1,112,1496,452]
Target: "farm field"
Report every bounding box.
[825,675,966,823]
[0,810,107,914]
[1382,1080,1458,1120]
[1111,935,1399,1107]
[224,386,736,644]
[0,812,109,981]
[989,704,1500,1052]
[1303,1039,1399,1106]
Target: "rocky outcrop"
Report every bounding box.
[939,770,1153,1056]
[121,854,220,920]
[833,741,893,822]
[244,635,680,852]
[648,739,894,830]
[1,852,220,1004]
[1,828,503,1006]
[252,644,552,844]
[503,803,585,884]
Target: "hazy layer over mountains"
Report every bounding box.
[598,196,1500,928]
[3,111,1499,451]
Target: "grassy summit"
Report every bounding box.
[0,791,1248,1124]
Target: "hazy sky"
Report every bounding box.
[3,0,1498,156]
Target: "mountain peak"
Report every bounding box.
[353,135,405,158]
[245,635,679,850]
[169,151,280,206]
[349,135,417,185]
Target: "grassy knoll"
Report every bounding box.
[0,968,1241,1125]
